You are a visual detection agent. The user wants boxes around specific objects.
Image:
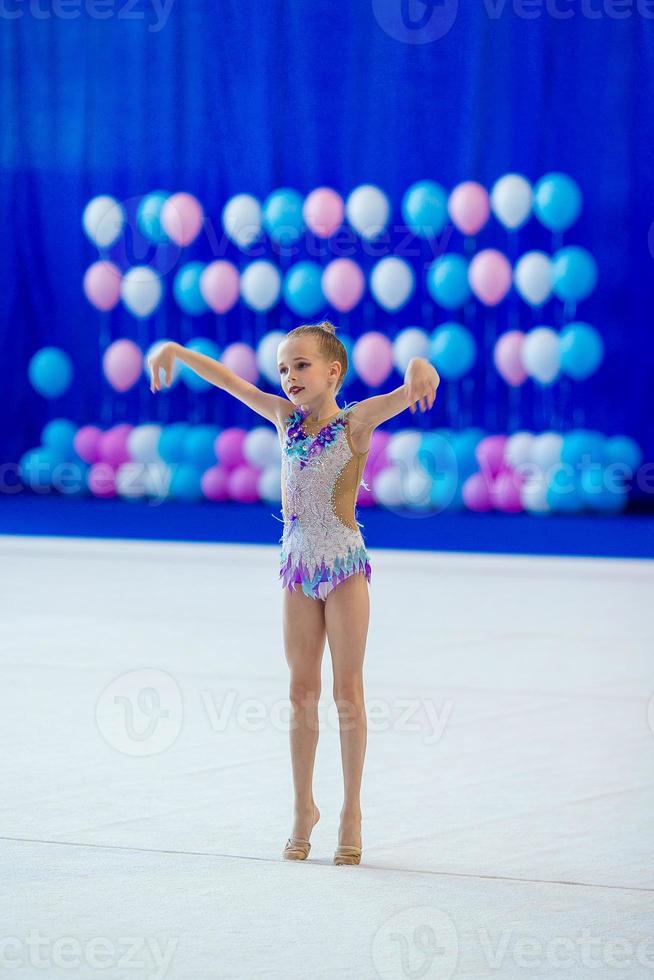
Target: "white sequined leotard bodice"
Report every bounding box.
[275,402,372,600]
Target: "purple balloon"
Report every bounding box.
[228,464,261,502]
[99,424,133,467]
[87,462,117,498]
[491,469,524,512]
[74,425,103,464]
[201,465,230,501]
[462,472,493,511]
[214,428,247,470]
[476,435,508,480]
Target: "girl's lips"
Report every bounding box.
[289,387,304,394]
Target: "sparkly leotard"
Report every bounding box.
[274,401,372,601]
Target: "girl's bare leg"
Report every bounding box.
[282,585,327,839]
[324,573,370,848]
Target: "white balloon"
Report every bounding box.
[257,330,287,386]
[404,466,432,511]
[392,327,430,374]
[257,464,282,505]
[531,432,563,472]
[240,260,281,312]
[121,266,164,319]
[387,430,421,465]
[82,195,125,248]
[222,194,262,249]
[127,425,162,463]
[143,461,172,499]
[505,431,534,468]
[116,462,149,499]
[244,427,280,468]
[514,251,553,307]
[372,466,404,507]
[490,174,533,230]
[521,326,561,384]
[370,256,415,311]
[521,474,550,513]
[345,184,391,240]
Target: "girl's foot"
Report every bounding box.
[283,803,320,861]
[337,808,361,850]
[292,802,320,841]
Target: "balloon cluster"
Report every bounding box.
[83,173,588,318]
[461,431,641,514]
[18,419,282,504]
[494,322,604,386]
[18,417,641,518]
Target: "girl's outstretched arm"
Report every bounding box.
[349,357,440,437]
[148,341,291,427]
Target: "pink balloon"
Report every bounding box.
[87,462,117,498]
[200,261,240,314]
[201,464,230,501]
[494,330,527,386]
[227,464,261,503]
[74,425,103,464]
[321,259,365,312]
[103,339,143,392]
[214,428,247,470]
[161,192,204,246]
[221,342,258,384]
[83,261,122,311]
[353,332,394,387]
[468,249,513,306]
[462,472,493,512]
[303,187,344,238]
[98,424,133,467]
[448,182,490,236]
[476,435,508,479]
[491,469,524,512]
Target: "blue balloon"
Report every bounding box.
[174,262,209,316]
[427,254,471,309]
[262,188,305,245]
[401,180,448,238]
[159,423,191,464]
[42,418,78,459]
[283,261,324,316]
[580,468,628,512]
[429,323,477,380]
[546,465,585,513]
[180,338,222,392]
[418,432,458,474]
[603,436,642,472]
[533,173,582,232]
[28,347,73,398]
[561,429,605,467]
[184,426,220,469]
[552,247,598,303]
[19,448,60,490]
[451,428,486,479]
[170,464,203,502]
[559,322,604,379]
[137,191,170,244]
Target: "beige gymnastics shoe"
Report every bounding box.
[333,844,362,866]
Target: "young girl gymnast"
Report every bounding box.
[149,320,439,866]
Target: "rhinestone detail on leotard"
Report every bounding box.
[274,403,372,600]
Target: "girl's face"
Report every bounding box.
[277,340,339,405]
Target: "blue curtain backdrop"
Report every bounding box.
[1,0,653,471]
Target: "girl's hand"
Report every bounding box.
[405,358,440,413]
[148,342,178,393]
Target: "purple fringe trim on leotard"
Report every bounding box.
[279,543,372,600]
